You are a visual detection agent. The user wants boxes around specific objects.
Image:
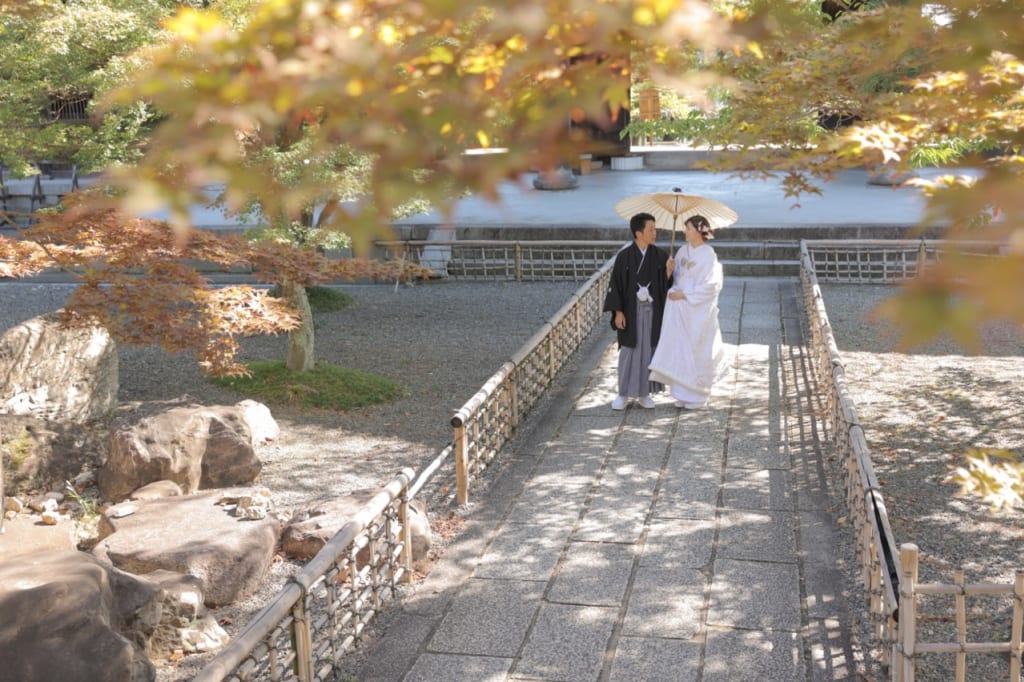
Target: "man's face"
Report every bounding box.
[636,220,657,248]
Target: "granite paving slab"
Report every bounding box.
[547,540,636,607]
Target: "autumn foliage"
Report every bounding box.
[2,0,1023,372]
[2,193,424,375]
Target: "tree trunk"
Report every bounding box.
[283,280,315,372]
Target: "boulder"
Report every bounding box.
[138,570,217,658]
[532,166,579,191]
[0,311,118,422]
[98,401,271,502]
[282,490,432,567]
[129,479,183,501]
[0,550,155,682]
[0,414,108,496]
[93,488,282,607]
[237,399,279,445]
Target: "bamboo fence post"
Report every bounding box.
[578,295,586,340]
[398,485,413,583]
[546,332,555,383]
[899,543,920,682]
[1,424,5,535]
[955,569,966,682]
[515,242,523,282]
[454,421,469,505]
[291,598,314,681]
[1012,571,1024,681]
[510,375,520,431]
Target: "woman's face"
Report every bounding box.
[684,221,704,244]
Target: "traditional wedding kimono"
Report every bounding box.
[648,242,726,406]
[603,242,670,398]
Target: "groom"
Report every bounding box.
[602,212,673,410]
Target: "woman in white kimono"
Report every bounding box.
[648,214,727,409]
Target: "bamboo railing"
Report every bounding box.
[450,259,613,503]
[801,238,1005,283]
[801,238,1024,681]
[898,544,1024,682]
[192,470,416,682]
[376,239,624,281]
[194,237,1021,681]
[193,252,616,681]
[801,242,902,671]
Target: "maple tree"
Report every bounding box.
[686,0,1024,508]
[688,1,1024,344]
[1,0,1020,390]
[3,0,748,376]
[6,191,421,376]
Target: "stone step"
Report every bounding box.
[721,259,801,277]
[392,223,945,243]
[709,241,799,261]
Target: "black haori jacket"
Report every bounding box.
[603,242,671,349]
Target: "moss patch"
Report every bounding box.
[211,361,406,411]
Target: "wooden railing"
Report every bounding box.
[801,239,1024,681]
[449,259,613,503]
[376,239,624,281]
[193,255,616,681]
[898,544,1024,682]
[192,470,416,682]
[801,242,902,672]
[801,238,1005,283]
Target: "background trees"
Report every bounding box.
[1,0,1021,376]
[0,0,177,175]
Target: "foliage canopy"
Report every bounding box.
[1,0,1022,382]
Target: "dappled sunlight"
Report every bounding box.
[475,522,574,580]
[832,346,1024,584]
[702,629,801,680]
[822,285,1024,359]
[708,559,801,632]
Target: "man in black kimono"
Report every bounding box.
[603,212,673,410]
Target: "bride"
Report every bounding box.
[648,214,727,409]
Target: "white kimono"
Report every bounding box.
[648,243,726,405]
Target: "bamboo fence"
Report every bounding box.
[376,239,624,281]
[192,470,416,682]
[801,238,1024,681]
[450,259,613,503]
[193,237,1023,681]
[193,252,615,681]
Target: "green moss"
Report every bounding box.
[211,361,406,411]
[2,429,33,469]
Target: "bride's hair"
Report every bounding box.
[686,215,714,240]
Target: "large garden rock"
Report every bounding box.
[98,401,273,502]
[0,514,77,557]
[93,488,282,607]
[0,414,107,496]
[0,311,118,422]
[140,570,229,658]
[282,489,432,567]
[0,550,155,682]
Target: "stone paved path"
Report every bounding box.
[354,277,862,681]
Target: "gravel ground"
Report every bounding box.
[4,279,1022,680]
[0,279,580,680]
[819,284,1024,681]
